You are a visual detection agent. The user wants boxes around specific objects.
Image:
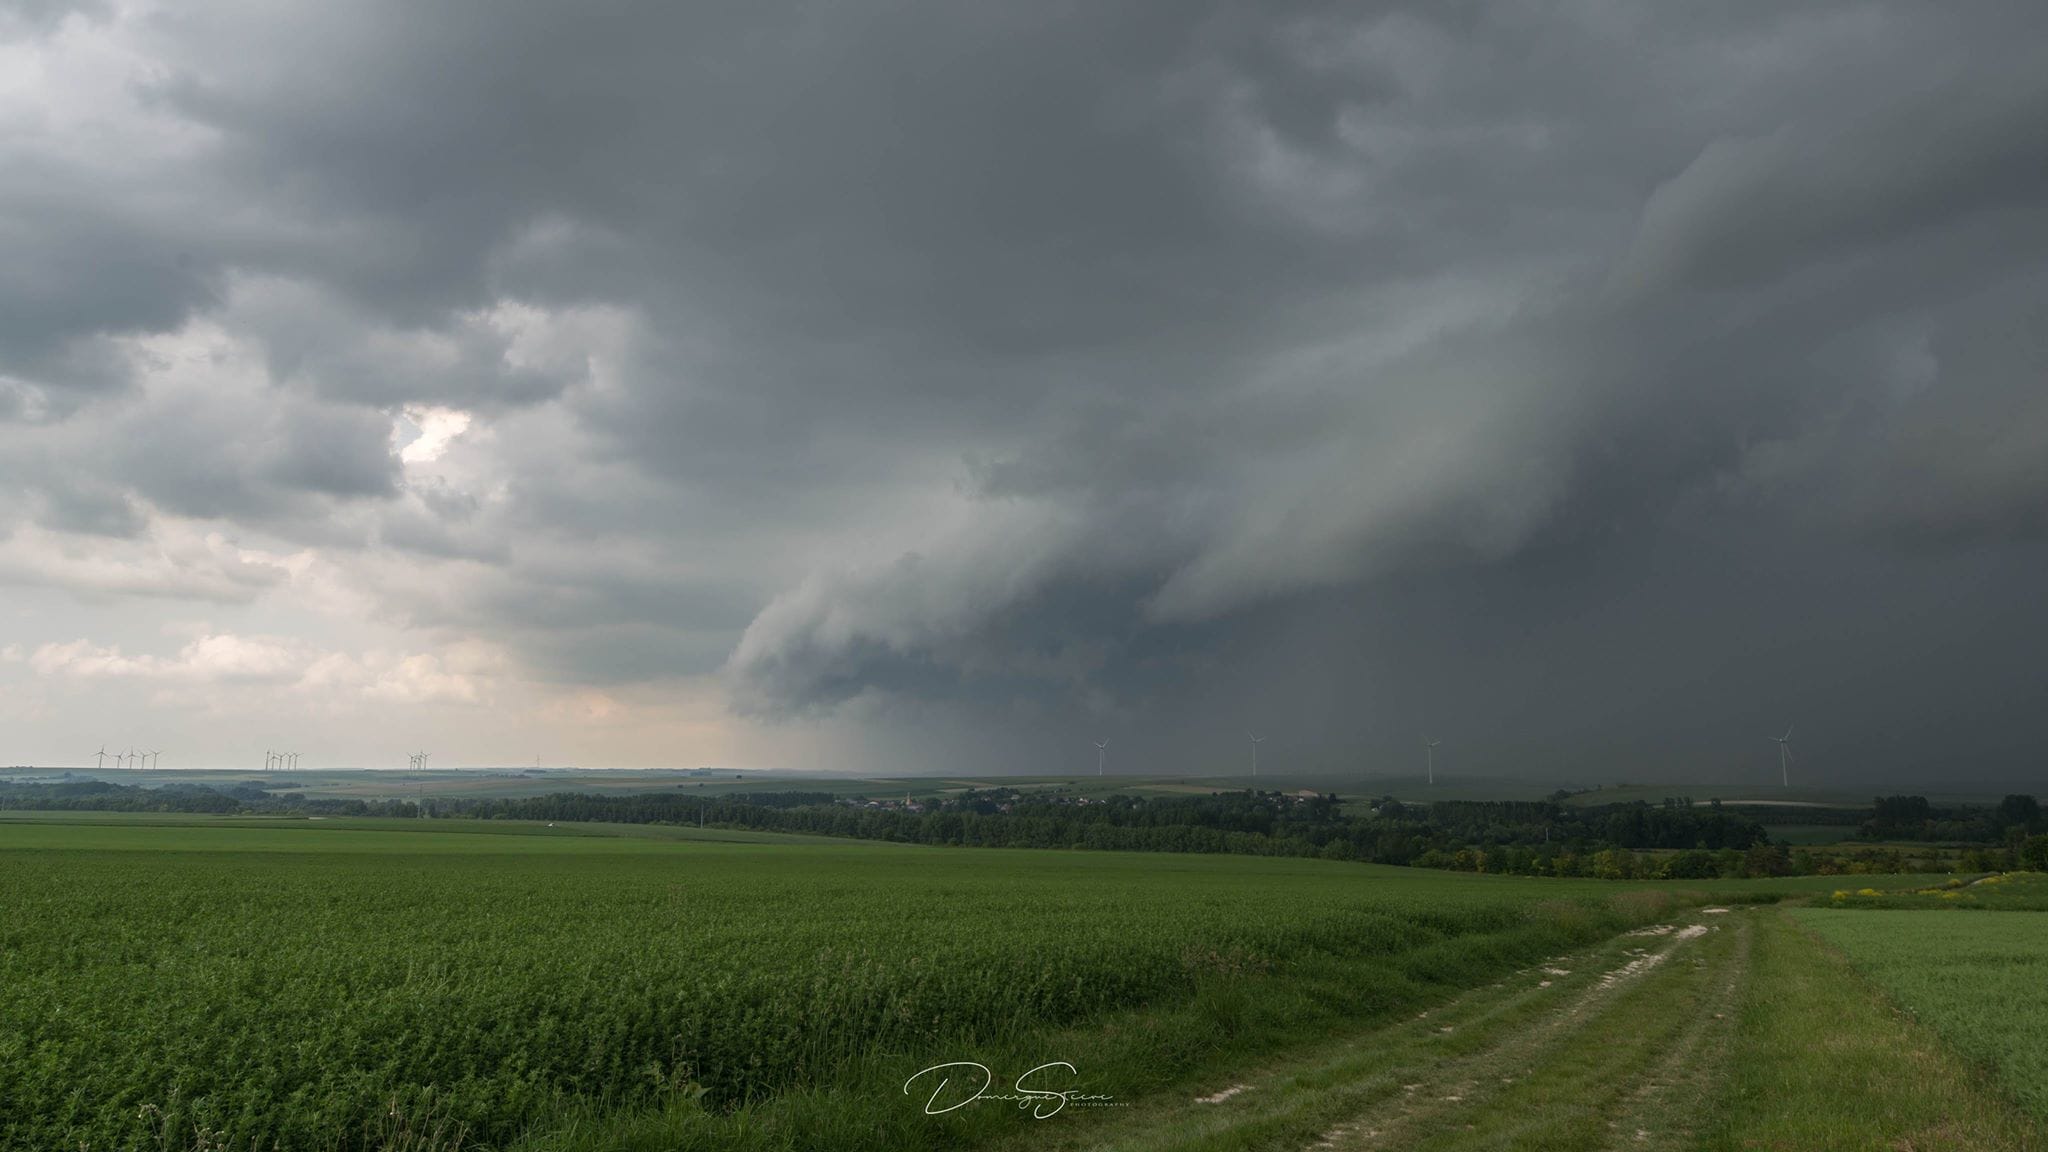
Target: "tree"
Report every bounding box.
[1743,842,1792,878]
[1997,794,2043,833]
[1666,850,1719,879]
[2023,834,2048,872]
[1867,795,1934,839]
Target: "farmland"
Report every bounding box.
[1,817,1726,1152]
[3,811,2042,1151]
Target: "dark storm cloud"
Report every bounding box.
[7,1,2048,778]
[1611,64,2048,297]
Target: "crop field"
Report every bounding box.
[5,811,2038,1152]
[0,817,1732,1152]
[1795,904,2048,1119]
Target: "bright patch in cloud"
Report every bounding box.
[28,632,502,707]
[397,406,474,465]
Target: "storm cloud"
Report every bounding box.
[3,1,2045,780]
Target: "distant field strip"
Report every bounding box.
[1795,906,2048,1119]
[1823,869,2048,911]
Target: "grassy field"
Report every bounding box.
[1,816,1755,1152]
[1796,905,2048,1120]
[3,810,2038,1151]
[1699,910,2043,1151]
[0,809,850,845]
[988,905,2046,1151]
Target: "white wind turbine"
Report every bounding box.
[149,750,162,769]
[1771,725,1794,788]
[1247,732,1264,778]
[94,745,108,770]
[1423,736,1441,786]
[1093,739,1109,777]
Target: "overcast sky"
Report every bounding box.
[3,1,2044,783]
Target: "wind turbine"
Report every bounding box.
[94,746,108,770]
[1772,725,1794,788]
[149,750,161,769]
[1093,739,1109,777]
[1423,736,1441,786]
[1247,733,1264,778]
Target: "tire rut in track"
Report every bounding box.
[1601,914,1750,1151]
[1305,913,1751,1151]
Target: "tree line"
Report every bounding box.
[7,779,2043,878]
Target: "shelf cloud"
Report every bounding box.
[3,1,2045,778]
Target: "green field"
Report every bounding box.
[0,809,847,846]
[3,812,2041,1151]
[1697,909,2043,1152]
[1,816,1733,1152]
[1796,905,2048,1119]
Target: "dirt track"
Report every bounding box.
[1299,912,1748,1150]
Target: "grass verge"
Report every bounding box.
[1794,906,2048,1121]
[1702,910,2043,1151]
